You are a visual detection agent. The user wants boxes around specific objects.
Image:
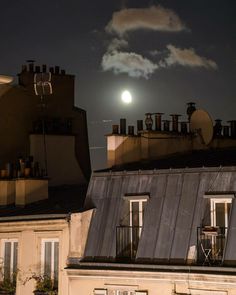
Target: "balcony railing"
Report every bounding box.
[197,226,227,265]
[116,226,142,261]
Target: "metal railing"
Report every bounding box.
[197,227,227,265]
[116,226,142,261]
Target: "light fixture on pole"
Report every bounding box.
[34,71,53,176]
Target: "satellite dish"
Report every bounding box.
[0,75,13,84]
[190,109,213,145]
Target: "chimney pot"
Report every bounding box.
[137,120,143,133]
[170,114,181,132]
[120,118,126,135]
[42,64,47,73]
[112,125,119,134]
[154,113,164,131]
[128,125,134,136]
[55,66,60,74]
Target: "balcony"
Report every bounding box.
[116,226,142,261]
[197,226,227,265]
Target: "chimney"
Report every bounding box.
[27,60,35,72]
[214,119,222,137]
[170,114,181,132]
[61,69,66,75]
[187,102,196,120]
[112,125,119,134]
[180,122,188,134]
[15,179,48,206]
[228,120,236,138]
[145,113,153,131]
[163,120,170,132]
[137,120,143,133]
[128,126,134,136]
[120,118,126,135]
[223,125,230,137]
[35,66,40,73]
[154,113,163,131]
[42,64,47,73]
[49,67,54,74]
[55,66,60,75]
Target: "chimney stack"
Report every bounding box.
[42,64,47,73]
[228,120,236,138]
[223,125,230,137]
[187,102,196,120]
[154,113,163,131]
[55,66,60,74]
[145,113,153,131]
[112,125,119,134]
[128,126,134,136]
[180,122,188,134]
[137,120,143,133]
[120,118,126,135]
[170,114,181,132]
[163,120,170,132]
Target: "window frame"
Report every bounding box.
[41,238,59,280]
[1,238,18,279]
[129,199,147,228]
[210,198,232,227]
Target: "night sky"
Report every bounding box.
[0,0,236,169]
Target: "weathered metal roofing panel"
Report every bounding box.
[152,174,183,260]
[137,174,168,259]
[170,173,200,261]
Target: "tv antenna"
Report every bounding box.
[34,71,53,176]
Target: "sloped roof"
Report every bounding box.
[84,165,236,265]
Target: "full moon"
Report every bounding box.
[121,90,132,104]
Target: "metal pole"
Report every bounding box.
[40,95,48,176]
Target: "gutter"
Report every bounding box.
[0,213,71,222]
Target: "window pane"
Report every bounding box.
[4,242,11,279]
[216,203,225,227]
[131,202,139,226]
[44,242,52,277]
[54,242,59,283]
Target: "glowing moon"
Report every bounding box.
[121,90,132,104]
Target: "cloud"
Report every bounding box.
[106,5,186,36]
[107,38,129,52]
[101,50,158,78]
[164,44,218,69]
[149,49,162,56]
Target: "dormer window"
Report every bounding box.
[116,194,149,261]
[210,198,232,228]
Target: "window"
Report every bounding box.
[129,199,147,228]
[41,239,59,282]
[210,198,232,227]
[1,239,18,280]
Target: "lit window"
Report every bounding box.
[1,239,18,280]
[41,239,59,282]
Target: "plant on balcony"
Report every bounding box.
[0,275,16,295]
[24,274,57,295]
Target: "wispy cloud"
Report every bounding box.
[101,50,158,79]
[163,44,218,69]
[107,38,129,52]
[106,5,186,36]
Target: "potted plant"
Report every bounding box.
[0,278,16,295]
[25,274,57,295]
